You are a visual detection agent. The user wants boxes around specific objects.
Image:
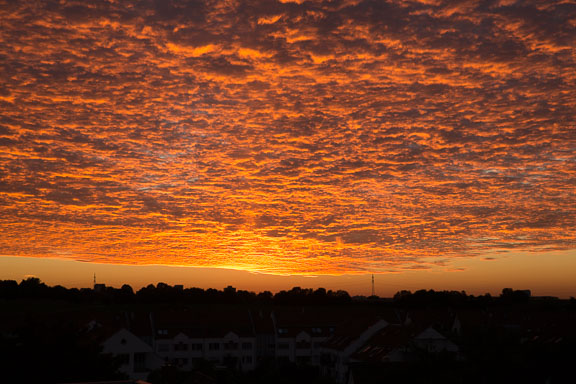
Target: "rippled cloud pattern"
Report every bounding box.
[1,0,575,274]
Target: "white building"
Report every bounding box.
[412,326,459,355]
[102,328,163,380]
[272,308,337,365]
[152,309,257,372]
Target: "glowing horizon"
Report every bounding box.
[0,1,574,279]
[2,249,576,298]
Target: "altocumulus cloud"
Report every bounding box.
[0,0,574,274]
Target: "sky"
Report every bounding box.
[0,0,575,296]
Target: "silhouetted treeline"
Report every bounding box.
[392,288,533,307]
[0,278,353,306]
[0,278,573,308]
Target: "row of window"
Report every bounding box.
[209,342,253,351]
[279,342,319,349]
[159,340,321,353]
[159,341,254,352]
[169,355,253,366]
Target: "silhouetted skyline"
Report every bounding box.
[2,277,575,384]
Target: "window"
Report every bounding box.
[191,343,203,351]
[242,342,252,350]
[278,328,288,335]
[174,342,188,351]
[242,355,253,363]
[134,353,146,372]
[157,329,168,336]
[209,343,220,351]
[158,343,169,352]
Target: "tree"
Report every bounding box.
[19,277,48,297]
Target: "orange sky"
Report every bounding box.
[0,0,574,295]
[1,250,576,297]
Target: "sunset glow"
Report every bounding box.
[1,1,574,285]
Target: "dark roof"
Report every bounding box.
[153,308,255,338]
[405,308,454,331]
[273,306,401,338]
[83,311,154,344]
[453,308,490,331]
[321,316,386,351]
[273,307,340,338]
[250,309,275,334]
[351,325,413,362]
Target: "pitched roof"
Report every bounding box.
[321,316,387,351]
[351,325,413,363]
[153,308,255,338]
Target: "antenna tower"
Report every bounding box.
[371,274,375,296]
